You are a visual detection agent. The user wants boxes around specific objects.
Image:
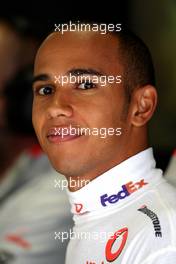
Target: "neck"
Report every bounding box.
[67,146,148,192]
[67,147,158,216]
[67,129,148,192]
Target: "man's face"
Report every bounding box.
[32,31,130,180]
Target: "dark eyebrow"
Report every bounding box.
[32,69,105,86]
[66,68,105,76]
[32,74,51,85]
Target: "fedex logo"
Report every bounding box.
[100,179,148,207]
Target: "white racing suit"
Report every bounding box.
[66,148,176,264]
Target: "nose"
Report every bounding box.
[46,90,73,119]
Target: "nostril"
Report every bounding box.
[46,104,73,120]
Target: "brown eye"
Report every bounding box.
[78,81,96,90]
[38,86,53,95]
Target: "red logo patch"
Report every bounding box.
[5,234,31,249]
[105,227,128,262]
[75,203,83,213]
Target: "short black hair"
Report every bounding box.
[115,28,155,102]
[53,20,155,101]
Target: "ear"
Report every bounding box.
[130,85,157,127]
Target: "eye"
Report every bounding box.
[37,86,53,95]
[77,81,96,90]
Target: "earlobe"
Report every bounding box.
[131,85,157,127]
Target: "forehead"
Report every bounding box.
[34,31,122,75]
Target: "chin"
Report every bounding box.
[49,156,80,177]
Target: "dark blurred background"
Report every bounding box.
[0,0,175,171]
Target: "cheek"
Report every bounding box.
[95,90,123,124]
[84,101,121,129]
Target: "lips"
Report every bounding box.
[46,126,83,143]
